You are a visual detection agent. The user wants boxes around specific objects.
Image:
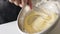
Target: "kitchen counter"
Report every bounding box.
[0,21,23,34]
[0,21,60,34]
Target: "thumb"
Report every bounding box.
[19,0,24,7]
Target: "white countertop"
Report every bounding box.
[0,21,60,34]
[0,21,24,34]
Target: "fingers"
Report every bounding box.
[9,0,24,7]
[9,0,15,3]
[9,0,32,8]
[9,0,19,6]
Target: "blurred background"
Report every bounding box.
[0,0,21,24]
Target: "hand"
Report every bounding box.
[9,0,32,8]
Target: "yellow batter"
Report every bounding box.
[23,8,58,33]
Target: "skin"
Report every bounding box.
[9,0,31,8]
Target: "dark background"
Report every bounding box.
[0,0,21,24]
